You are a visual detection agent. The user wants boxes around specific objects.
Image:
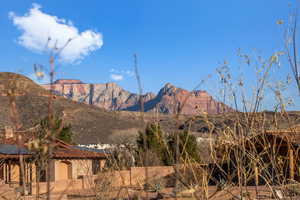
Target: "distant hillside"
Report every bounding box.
[42,79,231,115]
[0,72,144,144]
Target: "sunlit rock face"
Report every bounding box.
[43,80,155,111]
[134,83,232,115]
[42,80,231,115]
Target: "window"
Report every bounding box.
[92,160,100,175]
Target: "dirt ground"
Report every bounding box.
[61,185,300,200]
[5,185,299,200]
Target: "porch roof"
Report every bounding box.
[0,132,108,159]
[0,144,31,155]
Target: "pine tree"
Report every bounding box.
[136,123,201,166]
[168,131,201,163]
[136,123,171,165]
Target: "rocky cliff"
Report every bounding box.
[42,80,231,115]
[43,80,156,111]
[125,83,231,114]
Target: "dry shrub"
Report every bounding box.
[137,150,164,167]
[94,170,115,200]
[143,177,166,192]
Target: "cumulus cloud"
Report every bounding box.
[9,4,103,63]
[110,74,124,81]
[109,68,134,81]
[109,68,134,76]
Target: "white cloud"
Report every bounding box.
[9,4,103,63]
[109,68,134,81]
[110,74,123,81]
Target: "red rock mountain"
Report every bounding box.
[42,80,231,115]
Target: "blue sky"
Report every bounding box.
[0,0,299,110]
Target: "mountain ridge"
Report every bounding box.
[42,79,231,115]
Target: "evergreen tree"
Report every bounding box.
[136,123,201,166]
[168,131,201,163]
[137,123,164,151]
[39,116,73,143]
[136,123,171,165]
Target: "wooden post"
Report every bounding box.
[8,161,11,182]
[5,163,7,183]
[29,163,32,195]
[19,163,22,185]
[289,148,294,180]
[202,167,209,200]
[254,164,259,186]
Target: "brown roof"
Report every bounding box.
[0,131,107,159]
[0,154,32,159]
[51,139,107,159]
[53,148,106,159]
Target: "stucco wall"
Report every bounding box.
[30,166,176,194]
[71,159,93,179]
[1,159,102,184]
[54,160,71,181]
[108,166,175,187]
[31,175,96,194]
[53,159,93,181]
